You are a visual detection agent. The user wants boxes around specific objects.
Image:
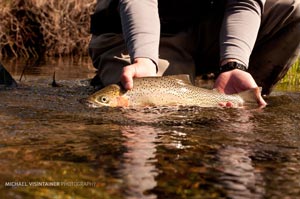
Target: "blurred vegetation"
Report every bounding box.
[0,0,96,58]
[277,59,300,90]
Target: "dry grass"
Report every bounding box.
[0,0,96,58]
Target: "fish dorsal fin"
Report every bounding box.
[167,74,193,85]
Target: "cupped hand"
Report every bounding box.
[121,58,157,90]
[213,69,267,107]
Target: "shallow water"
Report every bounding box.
[1,58,300,199]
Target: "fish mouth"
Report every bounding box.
[79,98,101,108]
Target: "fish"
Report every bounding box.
[85,75,261,108]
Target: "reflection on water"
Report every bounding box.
[120,126,158,199]
[216,146,264,198]
[1,57,300,198]
[2,56,96,80]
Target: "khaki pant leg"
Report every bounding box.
[157,31,196,80]
[248,0,300,94]
[88,32,196,87]
[89,33,130,87]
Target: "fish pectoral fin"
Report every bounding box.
[168,74,194,85]
[238,87,262,104]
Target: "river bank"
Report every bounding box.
[0,0,96,58]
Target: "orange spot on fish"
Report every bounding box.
[117,96,129,107]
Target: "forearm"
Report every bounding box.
[220,0,265,67]
[119,0,160,65]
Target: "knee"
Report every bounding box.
[285,0,300,23]
[287,0,300,35]
[293,0,300,20]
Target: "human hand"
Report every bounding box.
[214,69,267,107]
[121,58,157,90]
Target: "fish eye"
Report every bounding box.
[98,96,110,104]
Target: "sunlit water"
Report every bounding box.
[1,57,300,199]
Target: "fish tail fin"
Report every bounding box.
[238,87,262,104]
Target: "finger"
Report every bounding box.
[218,101,234,107]
[257,94,267,108]
[121,65,136,90]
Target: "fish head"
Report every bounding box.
[85,84,128,107]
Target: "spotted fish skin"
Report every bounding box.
[86,75,259,108]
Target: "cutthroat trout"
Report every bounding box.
[85,75,261,108]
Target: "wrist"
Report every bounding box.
[220,59,247,73]
[220,58,245,66]
[134,57,158,73]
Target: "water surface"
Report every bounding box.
[0,58,300,199]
